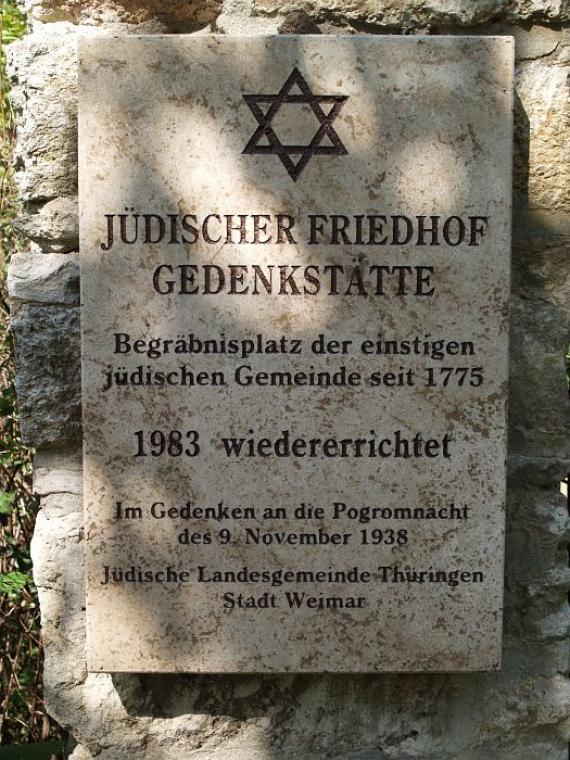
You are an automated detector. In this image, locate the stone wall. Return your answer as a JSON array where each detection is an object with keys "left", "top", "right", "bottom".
[{"left": 6, "top": 1, "right": 570, "bottom": 758}]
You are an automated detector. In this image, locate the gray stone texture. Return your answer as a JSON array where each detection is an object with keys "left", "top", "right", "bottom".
[
  {"left": 9, "top": 252, "right": 79, "bottom": 305},
  {"left": 14, "top": 197, "right": 79, "bottom": 252},
  {"left": 251, "top": 0, "right": 568, "bottom": 27},
  {"left": 11, "top": 304, "right": 81, "bottom": 446},
  {"left": 6, "top": 0, "right": 570, "bottom": 757},
  {"left": 8, "top": 22, "right": 78, "bottom": 203},
  {"left": 21, "top": 0, "right": 223, "bottom": 29}
]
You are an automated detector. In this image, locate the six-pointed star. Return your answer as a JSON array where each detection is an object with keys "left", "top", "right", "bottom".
[{"left": 242, "top": 67, "right": 348, "bottom": 181}]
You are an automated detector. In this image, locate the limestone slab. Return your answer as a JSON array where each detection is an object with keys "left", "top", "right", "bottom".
[{"left": 79, "top": 35, "right": 513, "bottom": 672}]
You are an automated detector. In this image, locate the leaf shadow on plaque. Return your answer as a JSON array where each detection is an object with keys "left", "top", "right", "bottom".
[{"left": 92, "top": 35, "right": 570, "bottom": 759}]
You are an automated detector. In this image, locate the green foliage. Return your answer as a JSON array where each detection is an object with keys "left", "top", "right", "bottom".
[
  {"left": 0, "top": 1, "right": 26, "bottom": 45},
  {"left": 0, "top": 490, "right": 14, "bottom": 513},
  {"left": 0, "top": 571, "right": 28, "bottom": 594}
]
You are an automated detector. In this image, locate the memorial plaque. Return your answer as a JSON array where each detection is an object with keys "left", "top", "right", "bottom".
[{"left": 79, "top": 35, "right": 513, "bottom": 672}]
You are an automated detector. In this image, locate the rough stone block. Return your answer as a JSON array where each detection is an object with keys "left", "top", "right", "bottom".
[
  {"left": 11, "top": 304, "right": 81, "bottom": 446},
  {"left": 252, "top": 0, "right": 567, "bottom": 29},
  {"left": 8, "top": 252, "right": 80, "bottom": 305},
  {"left": 514, "top": 59, "right": 569, "bottom": 211},
  {"left": 15, "top": 197, "right": 79, "bottom": 252},
  {"left": 21, "top": 0, "right": 222, "bottom": 29},
  {"left": 509, "top": 210, "right": 570, "bottom": 461},
  {"left": 34, "top": 446, "right": 83, "bottom": 496},
  {"left": 7, "top": 23, "right": 78, "bottom": 203},
  {"left": 430, "top": 23, "right": 562, "bottom": 63}
]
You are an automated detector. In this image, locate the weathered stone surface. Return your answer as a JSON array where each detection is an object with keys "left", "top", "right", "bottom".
[
  {"left": 506, "top": 486, "right": 570, "bottom": 642},
  {"left": 7, "top": 23, "right": 78, "bottom": 203},
  {"left": 278, "top": 9, "right": 321, "bottom": 32},
  {"left": 215, "top": 5, "right": 278, "bottom": 34},
  {"left": 509, "top": 295, "right": 570, "bottom": 458},
  {"left": 34, "top": 446, "right": 83, "bottom": 495},
  {"left": 510, "top": 24, "right": 563, "bottom": 61},
  {"left": 514, "top": 58, "right": 570, "bottom": 211},
  {"left": 21, "top": 0, "right": 222, "bottom": 29},
  {"left": 8, "top": 252, "right": 80, "bottom": 305},
  {"left": 508, "top": 454, "right": 570, "bottom": 485},
  {"left": 509, "top": 210, "right": 570, "bottom": 461},
  {"left": 511, "top": 0, "right": 568, "bottom": 23},
  {"left": 252, "top": 0, "right": 568, "bottom": 28},
  {"left": 11, "top": 304, "right": 81, "bottom": 446},
  {"left": 432, "top": 23, "right": 562, "bottom": 63},
  {"left": 15, "top": 197, "right": 79, "bottom": 252}
]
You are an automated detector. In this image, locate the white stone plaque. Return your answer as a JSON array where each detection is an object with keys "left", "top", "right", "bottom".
[{"left": 79, "top": 35, "right": 513, "bottom": 672}]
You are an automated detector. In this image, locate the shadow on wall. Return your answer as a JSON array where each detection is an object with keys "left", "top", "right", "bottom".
[{"left": 76, "top": 31, "right": 570, "bottom": 760}]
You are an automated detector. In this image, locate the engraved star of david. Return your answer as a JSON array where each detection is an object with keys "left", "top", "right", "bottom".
[{"left": 242, "top": 67, "right": 349, "bottom": 181}]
